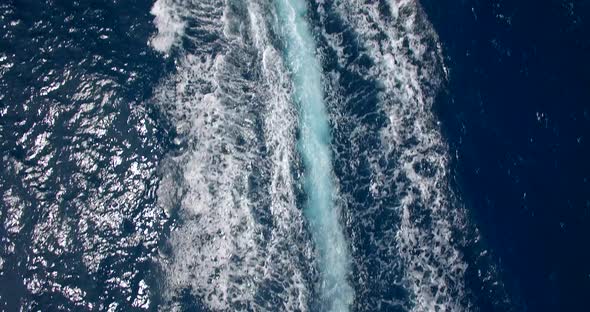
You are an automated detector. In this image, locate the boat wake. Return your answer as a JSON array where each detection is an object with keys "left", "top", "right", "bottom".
[{"left": 150, "top": 0, "right": 509, "bottom": 311}]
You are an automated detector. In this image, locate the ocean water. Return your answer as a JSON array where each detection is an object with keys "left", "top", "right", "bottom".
[
  {"left": 0, "top": 0, "right": 587, "bottom": 311},
  {"left": 420, "top": 0, "right": 590, "bottom": 310}
]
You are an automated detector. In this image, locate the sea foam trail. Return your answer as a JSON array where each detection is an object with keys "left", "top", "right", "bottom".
[
  {"left": 150, "top": 0, "right": 314, "bottom": 310},
  {"left": 317, "top": 0, "right": 470, "bottom": 311},
  {"left": 314, "top": 0, "right": 513, "bottom": 310},
  {"left": 275, "top": 0, "right": 354, "bottom": 311}
]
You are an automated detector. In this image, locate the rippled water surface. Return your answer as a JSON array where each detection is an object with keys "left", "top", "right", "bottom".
[{"left": 0, "top": 1, "right": 169, "bottom": 310}]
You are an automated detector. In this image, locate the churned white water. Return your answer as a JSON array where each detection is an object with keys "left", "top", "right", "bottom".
[
  {"left": 319, "top": 0, "right": 473, "bottom": 311},
  {"left": 149, "top": 0, "right": 509, "bottom": 311},
  {"left": 150, "top": 0, "right": 315, "bottom": 310}
]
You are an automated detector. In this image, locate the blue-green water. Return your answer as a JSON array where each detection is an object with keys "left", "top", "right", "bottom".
[{"left": 276, "top": 0, "right": 354, "bottom": 310}]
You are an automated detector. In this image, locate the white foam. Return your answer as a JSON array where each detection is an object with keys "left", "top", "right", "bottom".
[
  {"left": 149, "top": 0, "right": 185, "bottom": 54},
  {"left": 152, "top": 1, "right": 314, "bottom": 310},
  {"left": 322, "top": 0, "right": 470, "bottom": 310}
]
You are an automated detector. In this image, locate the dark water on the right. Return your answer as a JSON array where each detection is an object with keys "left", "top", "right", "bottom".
[{"left": 422, "top": 0, "right": 590, "bottom": 310}]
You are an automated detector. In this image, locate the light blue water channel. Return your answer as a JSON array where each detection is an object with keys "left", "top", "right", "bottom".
[{"left": 275, "top": 0, "right": 354, "bottom": 311}]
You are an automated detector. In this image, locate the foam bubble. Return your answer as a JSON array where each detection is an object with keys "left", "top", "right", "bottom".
[{"left": 149, "top": 0, "right": 185, "bottom": 54}]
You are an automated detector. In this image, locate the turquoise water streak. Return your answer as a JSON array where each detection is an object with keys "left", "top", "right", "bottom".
[{"left": 275, "top": 0, "right": 354, "bottom": 311}]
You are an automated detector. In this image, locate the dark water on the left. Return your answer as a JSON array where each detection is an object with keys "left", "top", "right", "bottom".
[{"left": 0, "top": 0, "right": 171, "bottom": 309}]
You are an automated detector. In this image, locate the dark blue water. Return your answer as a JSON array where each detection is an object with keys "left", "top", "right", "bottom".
[
  {"left": 0, "top": 0, "right": 588, "bottom": 311},
  {"left": 0, "top": 0, "right": 172, "bottom": 310},
  {"left": 421, "top": 0, "right": 590, "bottom": 310}
]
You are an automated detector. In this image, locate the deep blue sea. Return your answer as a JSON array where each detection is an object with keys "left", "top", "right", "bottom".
[{"left": 0, "top": 0, "right": 588, "bottom": 311}]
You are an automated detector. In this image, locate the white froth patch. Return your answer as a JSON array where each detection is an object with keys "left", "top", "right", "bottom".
[
  {"left": 324, "top": 0, "right": 473, "bottom": 311},
  {"left": 153, "top": 1, "right": 314, "bottom": 310},
  {"left": 149, "top": 0, "right": 185, "bottom": 54}
]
